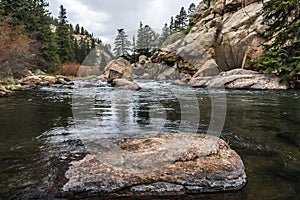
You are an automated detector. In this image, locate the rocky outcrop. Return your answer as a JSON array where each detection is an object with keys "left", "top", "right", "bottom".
[
  {"left": 63, "top": 133, "right": 246, "bottom": 197},
  {"left": 132, "top": 62, "right": 180, "bottom": 80},
  {"left": 189, "top": 69, "right": 289, "bottom": 90},
  {"left": 151, "top": 0, "right": 266, "bottom": 82}
]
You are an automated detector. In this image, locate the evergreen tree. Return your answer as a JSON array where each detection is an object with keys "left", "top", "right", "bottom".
[
  {"left": 136, "top": 21, "right": 145, "bottom": 51},
  {"left": 188, "top": 3, "right": 196, "bottom": 18},
  {"left": 32, "top": 0, "right": 60, "bottom": 72},
  {"left": 253, "top": 0, "right": 300, "bottom": 83},
  {"left": 175, "top": 7, "right": 188, "bottom": 31},
  {"left": 170, "top": 16, "right": 176, "bottom": 33},
  {"left": 136, "top": 22, "right": 160, "bottom": 57},
  {"left": 74, "top": 23, "right": 80, "bottom": 34},
  {"left": 56, "top": 4, "right": 74, "bottom": 63},
  {"left": 159, "top": 23, "right": 170, "bottom": 46},
  {"left": 113, "top": 28, "right": 131, "bottom": 57},
  {"left": 80, "top": 26, "right": 85, "bottom": 35},
  {"left": 0, "top": 0, "right": 32, "bottom": 29}
]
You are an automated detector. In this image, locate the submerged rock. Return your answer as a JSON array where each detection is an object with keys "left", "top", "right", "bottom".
[
  {"left": 112, "top": 78, "right": 141, "bottom": 90},
  {"left": 63, "top": 133, "right": 246, "bottom": 197}
]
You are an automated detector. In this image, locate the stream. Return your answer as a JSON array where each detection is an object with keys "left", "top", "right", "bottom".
[{"left": 0, "top": 80, "right": 299, "bottom": 199}]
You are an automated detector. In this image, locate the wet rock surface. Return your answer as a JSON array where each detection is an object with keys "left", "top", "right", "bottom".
[
  {"left": 18, "top": 75, "right": 73, "bottom": 89},
  {"left": 63, "top": 133, "right": 246, "bottom": 197}
]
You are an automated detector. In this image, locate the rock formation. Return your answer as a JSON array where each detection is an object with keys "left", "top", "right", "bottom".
[
  {"left": 141, "top": 0, "right": 280, "bottom": 88},
  {"left": 63, "top": 133, "right": 246, "bottom": 197},
  {"left": 104, "top": 57, "right": 141, "bottom": 90},
  {"left": 104, "top": 57, "right": 133, "bottom": 82},
  {"left": 189, "top": 69, "right": 289, "bottom": 90}
]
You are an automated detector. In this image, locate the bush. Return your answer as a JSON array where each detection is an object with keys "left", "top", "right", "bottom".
[
  {"left": 61, "top": 63, "right": 80, "bottom": 76},
  {"left": 0, "top": 19, "right": 36, "bottom": 79}
]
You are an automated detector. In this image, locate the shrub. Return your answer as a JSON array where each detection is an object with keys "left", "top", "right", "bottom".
[
  {"left": 0, "top": 19, "right": 36, "bottom": 79},
  {"left": 61, "top": 62, "right": 80, "bottom": 76}
]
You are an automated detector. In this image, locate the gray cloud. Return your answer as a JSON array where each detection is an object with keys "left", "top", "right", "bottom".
[{"left": 48, "top": 0, "right": 197, "bottom": 42}]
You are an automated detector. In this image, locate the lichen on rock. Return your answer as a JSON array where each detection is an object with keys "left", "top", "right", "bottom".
[{"left": 63, "top": 133, "right": 246, "bottom": 197}]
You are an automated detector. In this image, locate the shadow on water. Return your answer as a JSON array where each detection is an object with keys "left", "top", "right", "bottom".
[{"left": 0, "top": 81, "right": 299, "bottom": 199}]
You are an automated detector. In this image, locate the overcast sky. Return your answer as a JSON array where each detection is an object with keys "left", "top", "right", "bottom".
[{"left": 48, "top": 0, "right": 198, "bottom": 42}]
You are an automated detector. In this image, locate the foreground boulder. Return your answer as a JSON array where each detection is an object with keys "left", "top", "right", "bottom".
[
  {"left": 63, "top": 133, "right": 246, "bottom": 197},
  {"left": 189, "top": 69, "right": 289, "bottom": 90}
]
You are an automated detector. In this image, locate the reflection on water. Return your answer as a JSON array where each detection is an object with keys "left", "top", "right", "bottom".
[{"left": 0, "top": 80, "right": 299, "bottom": 199}]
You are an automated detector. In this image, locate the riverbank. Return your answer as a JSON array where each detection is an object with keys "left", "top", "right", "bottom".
[{"left": 0, "top": 68, "right": 296, "bottom": 99}]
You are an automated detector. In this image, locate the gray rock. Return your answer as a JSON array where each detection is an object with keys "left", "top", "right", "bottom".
[
  {"left": 63, "top": 133, "right": 246, "bottom": 197},
  {"left": 193, "top": 59, "right": 220, "bottom": 78},
  {"left": 156, "top": 1, "right": 265, "bottom": 78},
  {"left": 189, "top": 69, "right": 289, "bottom": 90}
]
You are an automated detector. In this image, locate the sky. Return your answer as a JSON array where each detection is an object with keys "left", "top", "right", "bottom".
[{"left": 47, "top": 0, "right": 198, "bottom": 43}]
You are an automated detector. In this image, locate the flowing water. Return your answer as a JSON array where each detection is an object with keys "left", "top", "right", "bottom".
[{"left": 0, "top": 80, "right": 299, "bottom": 199}]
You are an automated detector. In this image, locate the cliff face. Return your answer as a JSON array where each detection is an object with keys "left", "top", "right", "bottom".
[{"left": 151, "top": 0, "right": 266, "bottom": 80}]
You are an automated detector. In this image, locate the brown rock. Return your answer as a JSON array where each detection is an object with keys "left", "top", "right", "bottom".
[
  {"left": 242, "top": 46, "right": 264, "bottom": 70},
  {"left": 189, "top": 69, "right": 289, "bottom": 90},
  {"left": 112, "top": 78, "right": 141, "bottom": 90},
  {"left": 0, "top": 87, "right": 11, "bottom": 97},
  {"left": 63, "top": 133, "right": 246, "bottom": 197},
  {"left": 104, "top": 57, "right": 132, "bottom": 82},
  {"left": 138, "top": 55, "right": 148, "bottom": 65}
]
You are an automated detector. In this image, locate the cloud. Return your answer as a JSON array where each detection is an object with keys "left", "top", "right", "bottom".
[{"left": 48, "top": 0, "right": 197, "bottom": 41}]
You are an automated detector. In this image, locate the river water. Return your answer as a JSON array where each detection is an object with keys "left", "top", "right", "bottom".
[{"left": 0, "top": 80, "right": 299, "bottom": 199}]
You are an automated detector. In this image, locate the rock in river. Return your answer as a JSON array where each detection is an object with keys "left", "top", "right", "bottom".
[
  {"left": 112, "top": 78, "right": 141, "bottom": 90},
  {"left": 63, "top": 133, "right": 246, "bottom": 197}
]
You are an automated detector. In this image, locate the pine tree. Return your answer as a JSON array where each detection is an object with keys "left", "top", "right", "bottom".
[
  {"left": 132, "top": 35, "right": 137, "bottom": 60},
  {"left": 253, "top": 0, "right": 300, "bottom": 83},
  {"left": 188, "top": 3, "right": 196, "bottom": 18},
  {"left": 80, "top": 26, "right": 85, "bottom": 35},
  {"left": 136, "top": 22, "right": 160, "bottom": 57},
  {"left": 56, "top": 4, "right": 74, "bottom": 63},
  {"left": 170, "top": 16, "right": 175, "bottom": 33},
  {"left": 175, "top": 7, "right": 188, "bottom": 31},
  {"left": 0, "top": 0, "right": 32, "bottom": 29},
  {"left": 159, "top": 23, "right": 170, "bottom": 47},
  {"left": 74, "top": 23, "right": 80, "bottom": 34},
  {"left": 32, "top": 0, "right": 60, "bottom": 72},
  {"left": 113, "top": 28, "right": 131, "bottom": 57},
  {"left": 136, "top": 21, "right": 145, "bottom": 51}
]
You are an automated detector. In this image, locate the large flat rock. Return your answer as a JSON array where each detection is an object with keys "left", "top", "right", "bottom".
[
  {"left": 189, "top": 69, "right": 289, "bottom": 90},
  {"left": 63, "top": 133, "right": 246, "bottom": 197}
]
